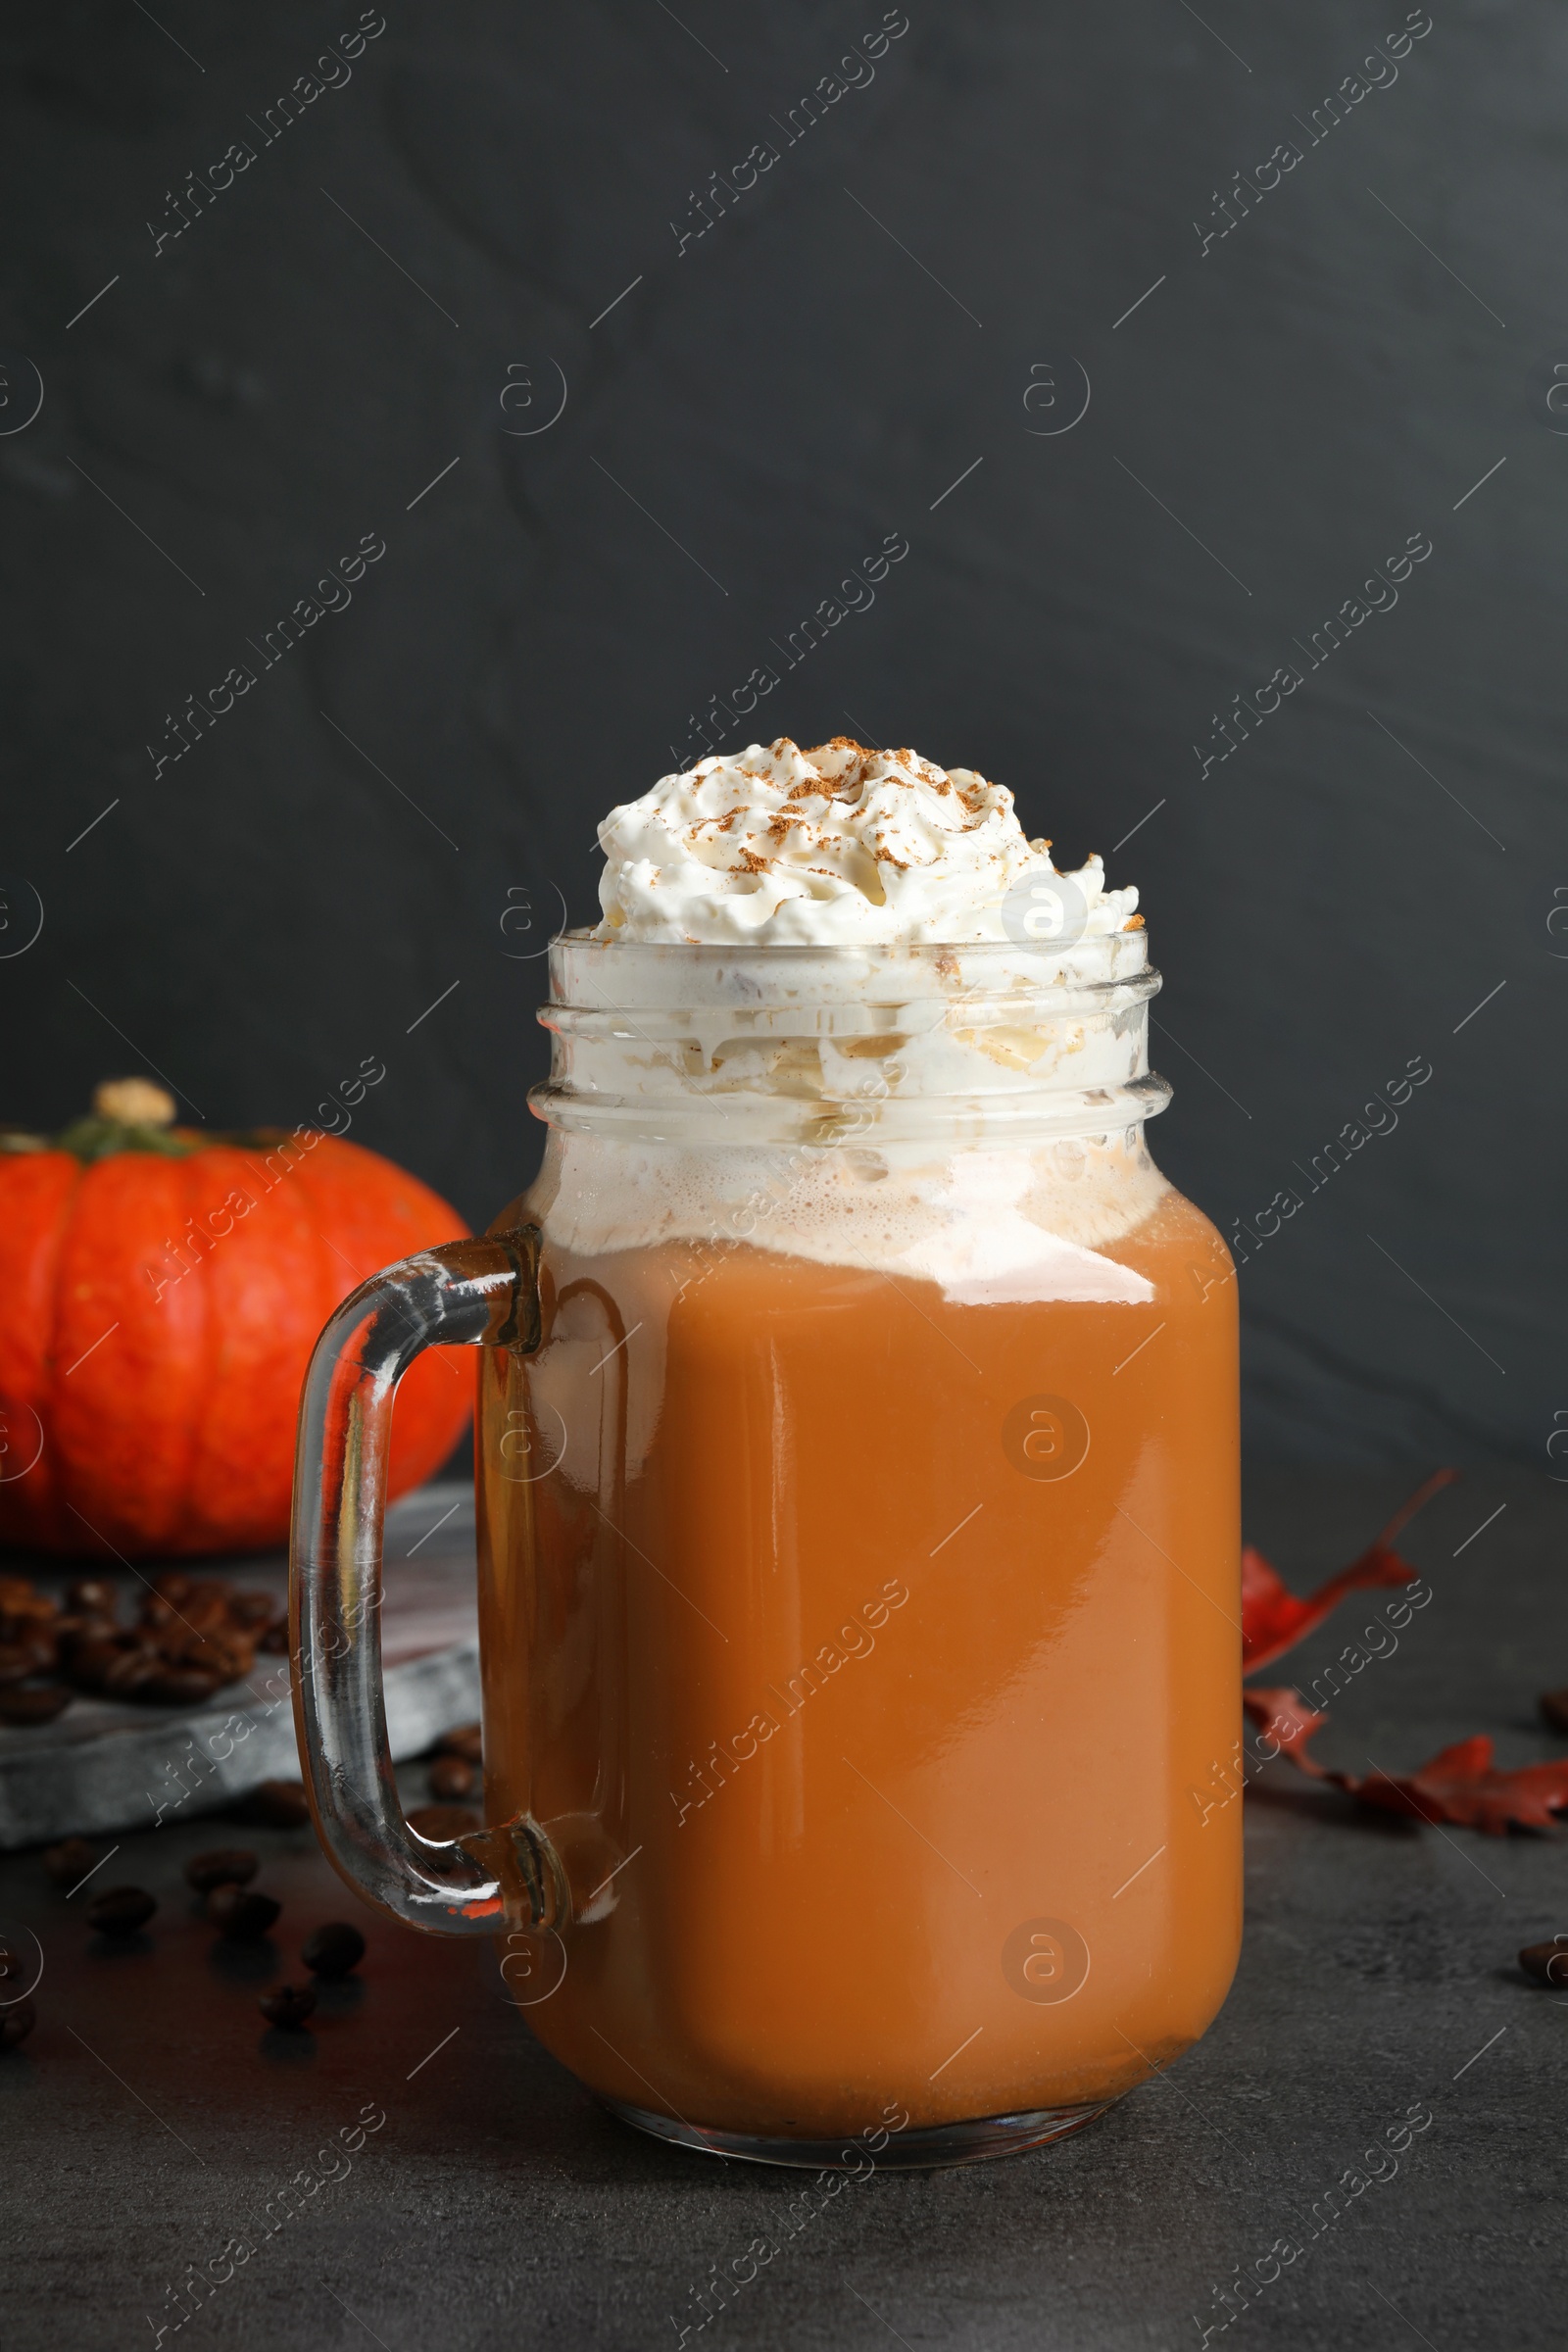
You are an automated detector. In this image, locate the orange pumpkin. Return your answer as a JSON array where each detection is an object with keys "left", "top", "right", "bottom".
[{"left": 0, "top": 1079, "right": 472, "bottom": 1559}]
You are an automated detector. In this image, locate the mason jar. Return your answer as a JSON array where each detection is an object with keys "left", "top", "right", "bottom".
[{"left": 292, "top": 922, "right": 1240, "bottom": 2170}]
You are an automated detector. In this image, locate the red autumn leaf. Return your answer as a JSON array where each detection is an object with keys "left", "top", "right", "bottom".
[
  {"left": 1242, "top": 1688, "right": 1568, "bottom": 1836},
  {"left": 1241, "top": 1468, "right": 1458, "bottom": 1672},
  {"left": 1241, "top": 1686, "right": 1332, "bottom": 1775},
  {"left": 1354, "top": 1740, "right": 1568, "bottom": 1835}
]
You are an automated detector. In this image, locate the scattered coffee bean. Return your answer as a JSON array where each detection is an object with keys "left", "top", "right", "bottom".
[
  {"left": 0, "top": 1687, "right": 72, "bottom": 1727},
  {"left": 429, "top": 1754, "right": 475, "bottom": 1801},
  {"left": 207, "top": 1886, "right": 281, "bottom": 1941},
  {"left": 408, "top": 1803, "right": 480, "bottom": 1841},
  {"left": 0, "top": 1569, "right": 273, "bottom": 1723},
  {"left": 67, "top": 1576, "right": 117, "bottom": 1615},
  {"left": 165, "top": 1628, "right": 255, "bottom": 1680},
  {"left": 0, "top": 1584, "right": 53, "bottom": 1629},
  {"left": 228, "top": 1591, "right": 279, "bottom": 1629},
  {"left": 434, "top": 1722, "right": 483, "bottom": 1766},
  {"left": 302, "top": 1922, "right": 366, "bottom": 1979},
  {"left": 235, "top": 1780, "right": 312, "bottom": 1829},
  {"left": 0, "top": 1996, "right": 35, "bottom": 2051},
  {"left": 184, "top": 1847, "right": 259, "bottom": 1895},
  {"left": 259, "top": 1618, "right": 291, "bottom": 1655},
  {"left": 207, "top": 1634, "right": 256, "bottom": 1679},
  {"left": 42, "top": 1837, "right": 98, "bottom": 1888},
  {"left": 59, "top": 1636, "right": 122, "bottom": 1691},
  {"left": 23, "top": 1625, "right": 59, "bottom": 1671},
  {"left": 102, "top": 1648, "right": 164, "bottom": 1696},
  {"left": 57, "top": 1612, "right": 117, "bottom": 1647},
  {"left": 1519, "top": 1938, "right": 1568, "bottom": 1986},
  {"left": 140, "top": 1668, "right": 222, "bottom": 1707},
  {"left": 88, "top": 1886, "right": 158, "bottom": 1935},
  {"left": 177, "top": 1585, "right": 233, "bottom": 1635},
  {"left": 259, "top": 1983, "right": 316, "bottom": 2030},
  {"left": 1540, "top": 1688, "right": 1568, "bottom": 1738}
]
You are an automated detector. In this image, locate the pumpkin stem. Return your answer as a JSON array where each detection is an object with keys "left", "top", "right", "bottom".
[{"left": 92, "top": 1077, "right": 177, "bottom": 1127}]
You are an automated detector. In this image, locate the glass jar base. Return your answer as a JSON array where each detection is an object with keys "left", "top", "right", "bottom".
[{"left": 602, "top": 2094, "right": 1115, "bottom": 2171}]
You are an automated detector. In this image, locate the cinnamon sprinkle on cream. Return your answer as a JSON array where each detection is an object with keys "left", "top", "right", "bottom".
[{"left": 594, "top": 737, "right": 1141, "bottom": 945}]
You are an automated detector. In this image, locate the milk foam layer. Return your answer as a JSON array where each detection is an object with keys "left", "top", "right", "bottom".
[
  {"left": 533, "top": 1131, "right": 1168, "bottom": 1309},
  {"left": 531, "top": 937, "right": 1170, "bottom": 1299},
  {"left": 595, "top": 738, "right": 1140, "bottom": 946}
]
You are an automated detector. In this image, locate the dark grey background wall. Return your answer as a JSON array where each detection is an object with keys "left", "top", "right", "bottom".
[{"left": 0, "top": 2, "right": 1557, "bottom": 1463}]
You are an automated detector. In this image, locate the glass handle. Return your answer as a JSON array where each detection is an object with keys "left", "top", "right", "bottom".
[{"left": 289, "top": 1227, "right": 567, "bottom": 1937}]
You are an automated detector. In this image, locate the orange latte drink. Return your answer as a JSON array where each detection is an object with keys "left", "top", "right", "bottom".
[
  {"left": 293, "top": 738, "right": 1241, "bottom": 2169},
  {"left": 478, "top": 1191, "right": 1238, "bottom": 2145}
]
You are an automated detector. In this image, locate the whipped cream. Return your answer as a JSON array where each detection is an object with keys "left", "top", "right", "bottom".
[
  {"left": 594, "top": 737, "right": 1139, "bottom": 946},
  {"left": 533, "top": 745, "right": 1167, "bottom": 1369}
]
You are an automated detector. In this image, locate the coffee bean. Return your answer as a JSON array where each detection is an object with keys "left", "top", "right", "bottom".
[
  {"left": 207, "top": 1886, "right": 281, "bottom": 1941},
  {"left": 185, "top": 1848, "right": 258, "bottom": 1895},
  {"left": 59, "top": 1636, "right": 122, "bottom": 1691},
  {"left": 180, "top": 1585, "right": 233, "bottom": 1634},
  {"left": 139, "top": 1667, "right": 222, "bottom": 1707},
  {"left": 42, "top": 1837, "right": 98, "bottom": 1888},
  {"left": 232, "top": 1778, "right": 310, "bottom": 1835},
  {"left": 0, "top": 1586, "right": 55, "bottom": 1633},
  {"left": 259, "top": 1984, "right": 316, "bottom": 2030},
  {"left": 407, "top": 1803, "right": 479, "bottom": 1841},
  {"left": 234, "top": 1781, "right": 311, "bottom": 1829},
  {"left": 57, "top": 1612, "right": 118, "bottom": 1647},
  {"left": 150, "top": 1572, "right": 192, "bottom": 1604},
  {"left": 429, "top": 1754, "right": 475, "bottom": 1801},
  {"left": 228, "top": 1591, "right": 278, "bottom": 1630},
  {"left": 136, "top": 1593, "right": 178, "bottom": 1632},
  {"left": 88, "top": 1886, "right": 157, "bottom": 1935},
  {"left": 0, "top": 1687, "right": 72, "bottom": 1727},
  {"left": 302, "top": 1922, "right": 366, "bottom": 1979},
  {"left": 67, "top": 1576, "right": 117, "bottom": 1615},
  {"left": 1540, "top": 1688, "right": 1568, "bottom": 1738},
  {"left": 0, "top": 1642, "right": 37, "bottom": 1689},
  {"left": 435, "top": 1722, "right": 483, "bottom": 1766},
  {"left": 0, "top": 1996, "right": 35, "bottom": 2051},
  {"left": 21, "top": 1626, "right": 59, "bottom": 1673},
  {"left": 102, "top": 1648, "right": 163, "bottom": 1696},
  {"left": 1519, "top": 1938, "right": 1568, "bottom": 1986},
  {"left": 169, "top": 1633, "right": 253, "bottom": 1682}
]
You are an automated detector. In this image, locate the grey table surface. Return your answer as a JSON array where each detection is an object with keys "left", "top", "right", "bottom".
[{"left": 3, "top": 1467, "right": 1564, "bottom": 2352}]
